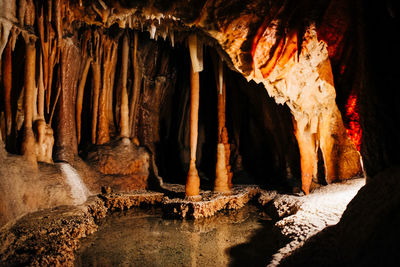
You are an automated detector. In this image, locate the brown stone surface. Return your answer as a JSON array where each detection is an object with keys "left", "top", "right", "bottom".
[
  {"left": 0, "top": 150, "right": 150, "bottom": 228},
  {"left": 84, "top": 140, "right": 150, "bottom": 191},
  {"left": 0, "top": 154, "right": 81, "bottom": 227},
  {"left": 0, "top": 197, "right": 105, "bottom": 266},
  {"left": 101, "top": 191, "right": 164, "bottom": 211},
  {"left": 162, "top": 185, "right": 260, "bottom": 219}
]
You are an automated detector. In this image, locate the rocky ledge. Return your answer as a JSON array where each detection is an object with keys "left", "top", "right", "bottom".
[{"left": 162, "top": 185, "right": 261, "bottom": 219}]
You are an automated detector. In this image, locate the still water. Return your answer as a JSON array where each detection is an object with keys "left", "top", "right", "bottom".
[{"left": 75, "top": 204, "right": 283, "bottom": 267}]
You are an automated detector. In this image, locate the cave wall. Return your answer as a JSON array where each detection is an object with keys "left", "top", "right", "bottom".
[{"left": 357, "top": 0, "right": 400, "bottom": 178}]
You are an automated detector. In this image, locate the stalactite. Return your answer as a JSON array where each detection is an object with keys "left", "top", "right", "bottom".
[
  {"left": 129, "top": 31, "right": 140, "bottom": 138},
  {"left": 91, "top": 31, "right": 101, "bottom": 144},
  {"left": 46, "top": 34, "right": 57, "bottom": 114},
  {"left": 49, "top": 66, "right": 61, "bottom": 125},
  {"left": 97, "top": 36, "right": 115, "bottom": 145},
  {"left": 37, "top": 53, "right": 45, "bottom": 119},
  {"left": 37, "top": 4, "right": 49, "bottom": 103},
  {"left": 47, "top": 0, "right": 52, "bottom": 22},
  {"left": 0, "top": 22, "right": 12, "bottom": 59},
  {"left": 188, "top": 34, "right": 203, "bottom": 72},
  {"left": 169, "top": 31, "right": 174, "bottom": 48},
  {"left": 21, "top": 32, "right": 37, "bottom": 168},
  {"left": 2, "top": 35, "right": 12, "bottom": 138},
  {"left": 54, "top": 0, "right": 62, "bottom": 49},
  {"left": 149, "top": 23, "right": 156, "bottom": 39},
  {"left": 44, "top": 0, "right": 57, "bottom": 114},
  {"left": 119, "top": 32, "right": 130, "bottom": 140},
  {"left": 33, "top": 76, "right": 38, "bottom": 121},
  {"left": 76, "top": 57, "right": 92, "bottom": 144},
  {"left": 18, "top": 0, "right": 27, "bottom": 27},
  {"left": 107, "top": 39, "right": 118, "bottom": 131},
  {"left": 185, "top": 34, "right": 203, "bottom": 199}
]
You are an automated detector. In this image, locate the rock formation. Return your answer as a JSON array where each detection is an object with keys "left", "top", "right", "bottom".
[{"left": 1, "top": 0, "right": 393, "bottom": 226}]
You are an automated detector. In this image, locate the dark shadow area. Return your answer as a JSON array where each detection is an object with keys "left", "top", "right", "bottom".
[
  {"left": 228, "top": 217, "right": 289, "bottom": 267},
  {"left": 279, "top": 166, "right": 400, "bottom": 267}
]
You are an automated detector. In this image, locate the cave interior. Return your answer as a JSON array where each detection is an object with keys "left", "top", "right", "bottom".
[{"left": 0, "top": 0, "right": 399, "bottom": 266}]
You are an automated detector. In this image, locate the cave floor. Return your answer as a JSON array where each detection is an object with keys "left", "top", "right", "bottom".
[{"left": 0, "top": 179, "right": 365, "bottom": 266}]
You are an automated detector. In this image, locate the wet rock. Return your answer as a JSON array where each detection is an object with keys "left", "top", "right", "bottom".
[{"left": 162, "top": 185, "right": 260, "bottom": 219}]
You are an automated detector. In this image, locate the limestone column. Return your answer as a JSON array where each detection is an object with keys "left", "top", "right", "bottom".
[
  {"left": 185, "top": 34, "right": 203, "bottom": 199},
  {"left": 54, "top": 38, "right": 81, "bottom": 162},
  {"left": 214, "top": 59, "right": 231, "bottom": 193},
  {"left": 21, "top": 32, "right": 37, "bottom": 168},
  {"left": 119, "top": 33, "right": 130, "bottom": 141},
  {"left": 293, "top": 118, "right": 318, "bottom": 195}
]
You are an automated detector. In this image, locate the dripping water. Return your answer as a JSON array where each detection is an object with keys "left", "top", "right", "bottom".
[{"left": 59, "top": 163, "right": 90, "bottom": 205}]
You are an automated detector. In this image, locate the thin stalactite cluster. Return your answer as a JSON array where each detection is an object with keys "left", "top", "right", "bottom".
[{"left": 0, "top": 0, "right": 236, "bottom": 198}]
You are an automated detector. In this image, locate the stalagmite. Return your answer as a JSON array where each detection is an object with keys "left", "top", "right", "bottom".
[
  {"left": 76, "top": 57, "right": 92, "bottom": 144},
  {"left": 129, "top": 31, "right": 140, "bottom": 138},
  {"left": 185, "top": 34, "right": 202, "bottom": 199},
  {"left": 214, "top": 59, "right": 232, "bottom": 193},
  {"left": 120, "top": 33, "right": 130, "bottom": 140},
  {"left": 21, "top": 32, "right": 38, "bottom": 168},
  {"left": 34, "top": 118, "right": 54, "bottom": 163}
]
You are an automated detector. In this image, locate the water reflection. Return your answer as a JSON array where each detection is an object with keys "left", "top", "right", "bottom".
[{"left": 75, "top": 204, "right": 278, "bottom": 267}]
